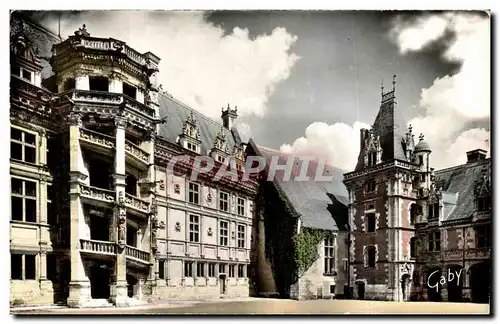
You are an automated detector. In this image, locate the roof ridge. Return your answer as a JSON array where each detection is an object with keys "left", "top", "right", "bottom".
[{"left": 435, "top": 158, "right": 490, "bottom": 174}]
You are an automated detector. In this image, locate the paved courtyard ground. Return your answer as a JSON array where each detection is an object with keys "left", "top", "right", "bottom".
[{"left": 11, "top": 298, "right": 490, "bottom": 315}]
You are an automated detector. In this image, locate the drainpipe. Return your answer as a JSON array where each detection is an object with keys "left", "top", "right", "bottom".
[{"left": 345, "top": 223, "right": 351, "bottom": 299}]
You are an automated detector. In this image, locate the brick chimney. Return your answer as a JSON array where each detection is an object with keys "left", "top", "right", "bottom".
[
  {"left": 221, "top": 104, "right": 238, "bottom": 129},
  {"left": 466, "top": 149, "right": 487, "bottom": 163}
]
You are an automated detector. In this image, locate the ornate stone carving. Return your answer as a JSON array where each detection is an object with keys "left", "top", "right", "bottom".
[
  {"left": 474, "top": 166, "right": 491, "bottom": 198},
  {"left": 212, "top": 126, "right": 230, "bottom": 154},
  {"left": 118, "top": 191, "right": 125, "bottom": 206},
  {"left": 175, "top": 222, "right": 181, "bottom": 232},
  {"left": 159, "top": 180, "right": 165, "bottom": 191},
  {"left": 115, "top": 116, "right": 128, "bottom": 129},
  {"left": 79, "top": 184, "right": 115, "bottom": 202},
  {"left": 79, "top": 128, "right": 115, "bottom": 148},
  {"left": 74, "top": 24, "right": 90, "bottom": 37},
  {"left": 124, "top": 193, "right": 150, "bottom": 212},
  {"left": 118, "top": 213, "right": 126, "bottom": 247},
  {"left": 207, "top": 227, "right": 213, "bottom": 236},
  {"left": 151, "top": 216, "right": 158, "bottom": 250},
  {"left": 174, "top": 184, "right": 180, "bottom": 194},
  {"left": 68, "top": 112, "right": 82, "bottom": 127},
  {"left": 206, "top": 189, "right": 213, "bottom": 204},
  {"left": 125, "top": 140, "right": 149, "bottom": 163}
]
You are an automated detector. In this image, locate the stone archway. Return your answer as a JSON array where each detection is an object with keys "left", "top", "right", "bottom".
[
  {"left": 469, "top": 262, "right": 491, "bottom": 303},
  {"left": 447, "top": 265, "right": 463, "bottom": 302}
]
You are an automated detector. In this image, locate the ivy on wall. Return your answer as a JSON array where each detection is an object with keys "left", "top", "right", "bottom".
[{"left": 293, "top": 227, "right": 331, "bottom": 277}]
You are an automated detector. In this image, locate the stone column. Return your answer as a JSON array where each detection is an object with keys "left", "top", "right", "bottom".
[
  {"left": 67, "top": 113, "right": 91, "bottom": 307},
  {"left": 462, "top": 266, "right": 472, "bottom": 301},
  {"left": 110, "top": 116, "right": 128, "bottom": 307},
  {"left": 441, "top": 265, "right": 448, "bottom": 302},
  {"left": 75, "top": 73, "right": 89, "bottom": 91}
]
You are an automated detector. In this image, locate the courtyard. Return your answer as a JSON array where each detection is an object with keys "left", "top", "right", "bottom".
[{"left": 11, "top": 299, "right": 490, "bottom": 315}]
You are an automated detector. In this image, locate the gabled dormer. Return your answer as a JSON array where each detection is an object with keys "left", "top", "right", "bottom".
[
  {"left": 403, "top": 124, "right": 416, "bottom": 161},
  {"left": 474, "top": 166, "right": 491, "bottom": 212},
  {"left": 363, "top": 128, "right": 383, "bottom": 167},
  {"left": 10, "top": 30, "right": 42, "bottom": 87},
  {"left": 231, "top": 144, "right": 245, "bottom": 172},
  {"left": 178, "top": 110, "right": 201, "bottom": 153},
  {"left": 210, "top": 126, "right": 230, "bottom": 163}
]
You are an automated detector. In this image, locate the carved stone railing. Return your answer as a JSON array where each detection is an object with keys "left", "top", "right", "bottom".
[
  {"left": 126, "top": 245, "right": 150, "bottom": 263},
  {"left": 424, "top": 251, "right": 442, "bottom": 262},
  {"left": 123, "top": 95, "right": 155, "bottom": 118},
  {"left": 80, "top": 37, "right": 146, "bottom": 66},
  {"left": 80, "top": 184, "right": 115, "bottom": 203},
  {"left": 79, "top": 128, "right": 115, "bottom": 149},
  {"left": 443, "top": 249, "right": 463, "bottom": 261},
  {"left": 124, "top": 193, "right": 150, "bottom": 213},
  {"left": 80, "top": 239, "right": 116, "bottom": 255},
  {"left": 68, "top": 89, "right": 123, "bottom": 105},
  {"left": 125, "top": 139, "right": 150, "bottom": 163},
  {"left": 465, "top": 247, "right": 490, "bottom": 260},
  {"left": 473, "top": 210, "right": 491, "bottom": 222}
]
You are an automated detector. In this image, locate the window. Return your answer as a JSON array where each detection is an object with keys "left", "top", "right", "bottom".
[
  {"left": 11, "top": 65, "right": 20, "bottom": 77},
  {"left": 428, "top": 203, "right": 439, "bottom": 219},
  {"left": 428, "top": 231, "right": 441, "bottom": 251},
  {"left": 366, "top": 180, "right": 376, "bottom": 192},
  {"left": 238, "top": 264, "right": 244, "bottom": 278},
  {"left": 237, "top": 198, "right": 245, "bottom": 216},
  {"left": 188, "top": 183, "right": 199, "bottom": 204},
  {"left": 62, "top": 78, "right": 76, "bottom": 91},
  {"left": 125, "top": 174, "right": 137, "bottom": 196},
  {"left": 159, "top": 260, "right": 165, "bottom": 279},
  {"left": 219, "top": 263, "right": 226, "bottom": 274},
  {"left": 418, "top": 155, "right": 423, "bottom": 166},
  {"left": 368, "top": 151, "right": 377, "bottom": 166},
  {"left": 220, "top": 221, "right": 229, "bottom": 246},
  {"left": 365, "top": 246, "right": 376, "bottom": 268},
  {"left": 89, "top": 76, "right": 109, "bottom": 92},
  {"left": 197, "top": 262, "right": 205, "bottom": 277},
  {"left": 410, "top": 237, "right": 417, "bottom": 258},
  {"left": 410, "top": 204, "right": 421, "bottom": 225},
  {"left": 184, "top": 261, "right": 194, "bottom": 277},
  {"left": 237, "top": 225, "right": 245, "bottom": 248},
  {"left": 229, "top": 264, "right": 235, "bottom": 278},
  {"left": 420, "top": 174, "right": 425, "bottom": 182},
  {"left": 11, "top": 254, "right": 36, "bottom": 280},
  {"left": 366, "top": 213, "right": 376, "bottom": 232},
  {"left": 219, "top": 192, "right": 229, "bottom": 211},
  {"left": 47, "top": 184, "right": 56, "bottom": 225},
  {"left": 11, "top": 128, "right": 36, "bottom": 163},
  {"left": 324, "top": 236, "right": 335, "bottom": 274},
  {"left": 22, "top": 69, "right": 32, "bottom": 81},
  {"left": 186, "top": 142, "right": 198, "bottom": 152},
  {"left": 208, "top": 263, "right": 216, "bottom": 277},
  {"left": 475, "top": 226, "right": 490, "bottom": 248},
  {"left": 123, "top": 82, "right": 137, "bottom": 99},
  {"left": 477, "top": 196, "right": 491, "bottom": 211},
  {"left": 217, "top": 155, "right": 226, "bottom": 163},
  {"left": 189, "top": 214, "right": 200, "bottom": 243},
  {"left": 11, "top": 178, "right": 37, "bottom": 222}
]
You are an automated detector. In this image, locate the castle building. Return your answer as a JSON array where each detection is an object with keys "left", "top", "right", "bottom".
[
  {"left": 10, "top": 12, "right": 258, "bottom": 307},
  {"left": 343, "top": 77, "right": 491, "bottom": 303}
]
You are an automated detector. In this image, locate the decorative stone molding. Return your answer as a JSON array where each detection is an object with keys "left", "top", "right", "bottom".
[
  {"left": 175, "top": 222, "right": 181, "bottom": 232},
  {"left": 124, "top": 193, "right": 150, "bottom": 213},
  {"left": 79, "top": 128, "right": 115, "bottom": 148},
  {"left": 174, "top": 184, "right": 180, "bottom": 194},
  {"left": 79, "top": 184, "right": 115, "bottom": 202},
  {"left": 125, "top": 140, "right": 149, "bottom": 163},
  {"left": 115, "top": 116, "right": 128, "bottom": 129},
  {"left": 118, "top": 213, "right": 126, "bottom": 247},
  {"left": 207, "top": 228, "right": 213, "bottom": 236},
  {"left": 68, "top": 112, "right": 83, "bottom": 127}
]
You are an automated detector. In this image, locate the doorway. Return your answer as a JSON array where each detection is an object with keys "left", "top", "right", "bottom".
[
  {"left": 127, "top": 274, "right": 138, "bottom": 298},
  {"left": 219, "top": 274, "right": 227, "bottom": 295},
  {"left": 90, "top": 264, "right": 111, "bottom": 299},
  {"left": 401, "top": 274, "right": 410, "bottom": 301},
  {"left": 470, "top": 262, "right": 491, "bottom": 303},
  {"left": 355, "top": 281, "right": 365, "bottom": 300}
]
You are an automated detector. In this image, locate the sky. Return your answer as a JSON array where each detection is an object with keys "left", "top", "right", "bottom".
[{"left": 27, "top": 10, "right": 490, "bottom": 171}]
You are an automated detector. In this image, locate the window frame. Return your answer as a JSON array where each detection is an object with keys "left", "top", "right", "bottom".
[
  {"left": 410, "top": 237, "right": 417, "bottom": 259},
  {"left": 188, "top": 182, "right": 200, "bottom": 205},
  {"left": 237, "top": 224, "right": 245, "bottom": 248},
  {"left": 10, "top": 253, "right": 36, "bottom": 280},
  {"left": 11, "top": 127, "right": 37, "bottom": 164},
  {"left": 428, "top": 231, "right": 441, "bottom": 251},
  {"left": 475, "top": 226, "right": 490, "bottom": 248},
  {"left": 208, "top": 263, "right": 216, "bottom": 277},
  {"left": 219, "top": 220, "right": 229, "bottom": 246},
  {"left": 237, "top": 264, "right": 244, "bottom": 278},
  {"left": 11, "top": 177, "right": 37, "bottom": 223},
  {"left": 324, "top": 236, "right": 335, "bottom": 275},
  {"left": 366, "top": 180, "right": 376, "bottom": 193},
  {"left": 365, "top": 246, "right": 376, "bottom": 268},
  {"left": 196, "top": 262, "right": 205, "bottom": 278},
  {"left": 229, "top": 264, "right": 235, "bottom": 278},
  {"left": 237, "top": 197, "right": 245, "bottom": 216},
  {"left": 184, "top": 261, "right": 194, "bottom": 277},
  {"left": 219, "top": 191, "right": 229, "bottom": 212},
  {"left": 189, "top": 214, "right": 200, "bottom": 243},
  {"left": 366, "top": 213, "right": 376, "bottom": 233}
]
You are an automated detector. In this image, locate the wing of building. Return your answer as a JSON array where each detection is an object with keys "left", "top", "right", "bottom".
[{"left": 246, "top": 141, "right": 350, "bottom": 300}]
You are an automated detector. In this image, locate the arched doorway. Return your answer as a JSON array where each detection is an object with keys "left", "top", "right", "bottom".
[
  {"left": 426, "top": 268, "right": 442, "bottom": 302},
  {"left": 447, "top": 265, "right": 463, "bottom": 302},
  {"left": 90, "top": 264, "right": 111, "bottom": 299},
  {"left": 401, "top": 274, "right": 411, "bottom": 301},
  {"left": 470, "top": 262, "right": 491, "bottom": 303},
  {"left": 355, "top": 281, "right": 365, "bottom": 300},
  {"left": 127, "top": 274, "right": 138, "bottom": 298}
]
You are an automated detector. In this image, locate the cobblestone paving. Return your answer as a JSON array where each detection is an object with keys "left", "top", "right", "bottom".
[{"left": 11, "top": 299, "right": 490, "bottom": 315}]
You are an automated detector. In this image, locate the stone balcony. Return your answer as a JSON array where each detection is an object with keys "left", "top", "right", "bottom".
[
  {"left": 80, "top": 239, "right": 151, "bottom": 265},
  {"left": 79, "top": 128, "right": 115, "bottom": 156},
  {"left": 424, "top": 247, "right": 491, "bottom": 263},
  {"left": 79, "top": 184, "right": 115, "bottom": 208},
  {"left": 124, "top": 193, "right": 150, "bottom": 217},
  {"left": 125, "top": 139, "right": 150, "bottom": 169}
]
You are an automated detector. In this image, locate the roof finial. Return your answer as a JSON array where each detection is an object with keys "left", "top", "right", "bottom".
[
  {"left": 392, "top": 74, "right": 396, "bottom": 91},
  {"left": 408, "top": 124, "right": 412, "bottom": 133},
  {"left": 381, "top": 79, "right": 384, "bottom": 96},
  {"left": 419, "top": 133, "right": 424, "bottom": 141}
]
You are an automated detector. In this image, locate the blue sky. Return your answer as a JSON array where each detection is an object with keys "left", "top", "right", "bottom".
[{"left": 29, "top": 10, "right": 490, "bottom": 170}]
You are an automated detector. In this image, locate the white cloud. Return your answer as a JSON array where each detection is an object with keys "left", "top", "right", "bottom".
[
  {"left": 280, "top": 121, "right": 370, "bottom": 171},
  {"left": 390, "top": 12, "right": 490, "bottom": 169},
  {"left": 50, "top": 11, "right": 299, "bottom": 120}
]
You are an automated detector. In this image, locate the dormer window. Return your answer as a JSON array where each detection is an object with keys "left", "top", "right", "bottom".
[
  {"left": 186, "top": 142, "right": 198, "bottom": 153},
  {"left": 418, "top": 155, "right": 423, "bottom": 166},
  {"left": 217, "top": 155, "right": 226, "bottom": 163},
  {"left": 428, "top": 203, "right": 439, "bottom": 219},
  {"left": 477, "top": 196, "right": 491, "bottom": 211},
  {"left": 366, "top": 180, "right": 376, "bottom": 193},
  {"left": 11, "top": 65, "right": 33, "bottom": 83},
  {"left": 368, "top": 151, "right": 377, "bottom": 166}
]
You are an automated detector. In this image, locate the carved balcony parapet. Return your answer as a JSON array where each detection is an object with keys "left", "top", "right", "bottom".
[
  {"left": 79, "top": 128, "right": 115, "bottom": 149},
  {"left": 125, "top": 139, "right": 150, "bottom": 163},
  {"left": 465, "top": 247, "right": 490, "bottom": 260},
  {"left": 472, "top": 210, "right": 491, "bottom": 222},
  {"left": 80, "top": 239, "right": 116, "bottom": 255},
  {"left": 125, "top": 193, "right": 150, "bottom": 214},
  {"left": 424, "top": 251, "right": 442, "bottom": 262},
  {"left": 80, "top": 184, "right": 115, "bottom": 203},
  {"left": 123, "top": 95, "right": 155, "bottom": 118},
  {"left": 71, "top": 89, "right": 123, "bottom": 105},
  {"left": 443, "top": 249, "right": 463, "bottom": 261},
  {"left": 126, "top": 245, "right": 150, "bottom": 264}
]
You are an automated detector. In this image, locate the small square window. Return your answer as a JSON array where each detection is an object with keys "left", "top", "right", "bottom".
[{"left": 22, "top": 69, "right": 32, "bottom": 81}]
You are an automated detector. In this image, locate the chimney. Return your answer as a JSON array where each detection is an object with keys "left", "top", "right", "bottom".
[
  {"left": 221, "top": 104, "right": 238, "bottom": 129},
  {"left": 466, "top": 149, "right": 487, "bottom": 163}
]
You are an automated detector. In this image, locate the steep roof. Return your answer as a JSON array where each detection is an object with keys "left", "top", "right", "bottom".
[
  {"left": 250, "top": 142, "right": 348, "bottom": 231},
  {"left": 436, "top": 158, "right": 491, "bottom": 222},
  {"left": 157, "top": 93, "right": 238, "bottom": 155}
]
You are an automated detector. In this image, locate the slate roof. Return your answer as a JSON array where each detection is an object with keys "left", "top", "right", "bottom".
[
  {"left": 250, "top": 142, "right": 348, "bottom": 231},
  {"left": 415, "top": 140, "right": 431, "bottom": 153},
  {"left": 157, "top": 94, "right": 239, "bottom": 154},
  {"left": 436, "top": 158, "right": 491, "bottom": 222}
]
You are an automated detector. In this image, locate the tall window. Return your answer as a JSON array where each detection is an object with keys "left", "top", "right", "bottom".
[
  {"left": 238, "top": 264, "right": 244, "bottom": 278},
  {"left": 237, "top": 225, "right": 245, "bottom": 248},
  {"left": 410, "top": 204, "right": 421, "bottom": 225},
  {"left": 368, "top": 151, "right": 377, "bottom": 166},
  {"left": 219, "top": 263, "right": 226, "bottom": 274},
  {"left": 123, "top": 82, "right": 137, "bottom": 99},
  {"left": 11, "top": 128, "right": 36, "bottom": 163},
  {"left": 324, "top": 236, "right": 335, "bottom": 274},
  {"left": 11, "top": 178, "right": 37, "bottom": 222},
  {"left": 477, "top": 196, "right": 492, "bottom": 211},
  {"left": 418, "top": 155, "right": 423, "bottom": 166},
  {"left": 184, "top": 261, "right": 194, "bottom": 277},
  {"left": 366, "top": 213, "right": 376, "bottom": 232},
  {"left": 366, "top": 180, "right": 376, "bottom": 192},
  {"left": 219, "top": 192, "right": 229, "bottom": 211},
  {"left": 428, "top": 231, "right": 441, "bottom": 251},
  {"left": 410, "top": 237, "right": 417, "bottom": 258},
  {"left": 475, "top": 226, "right": 490, "bottom": 248},
  {"left": 208, "top": 263, "right": 216, "bottom": 277},
  {"left": 237, "top": 198, "right": 245, "bottom": 216},
  {"left": 365, "top": 246, "right": 376, "bottom": 268},
  {"left": 197, "top": 262, "right": 205, "bottom": 277},
  {"left": 188, "top": 183, "right": 199, "bottom": 204},
  {"left": 189, "top": 215, "right": 200, "bottom": 242},
  {"left": 229, "top": 264, "right": 235, "bottom": 278},
  {"left": 159, "top": 260, "right": 165, "bottom": 279},
  {"left": 11, "top": 254, "right": 36, "bottom": 280},
  {"left": 428, "top": 203, "right": 439, "bottom": 219},
  {"left": 220, "top": 221, "right": 229, "bottom": 246}
]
